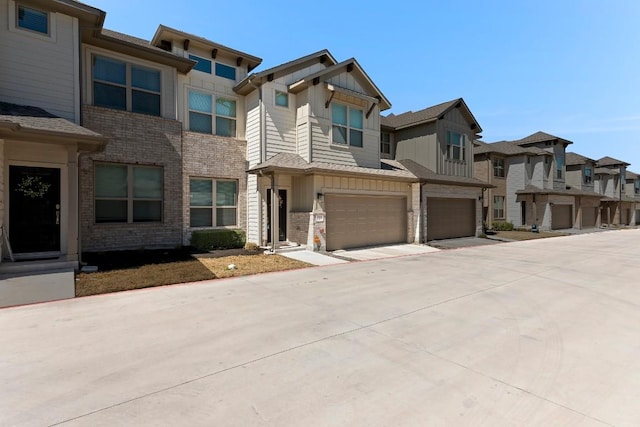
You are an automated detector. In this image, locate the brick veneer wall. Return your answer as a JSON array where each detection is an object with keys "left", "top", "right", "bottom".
[
  {"left": 79, "top": 106, "right": 183, "bottom": 251},
  {"left": 181, "top": 131, "right": 248, "bottom": 245},
  {"left": 289, "top": 212, "right": 311, "bottom": 247}
]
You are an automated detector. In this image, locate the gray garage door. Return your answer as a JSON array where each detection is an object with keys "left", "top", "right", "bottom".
[
  {"left": 552, "top": 205, "right": 572, "bottom": 230},
  {"left": 325, "top": 195, "right": 407, "bottom": 251},
  {"left": 426, "top": 198, "right": 476, "bottom": 241},
  {"left": 582, "top": 207, "right": 597, "bottom": 228}
]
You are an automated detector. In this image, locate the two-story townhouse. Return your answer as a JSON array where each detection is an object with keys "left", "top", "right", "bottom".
[
  {"left": 0, "top": 0, "right": 108, "bottom": 269},
  {"left": 234, "top": 51, "right": 419, "bottom": 251},
  {"left": 473, "top": 140, "right": 552, "bottom": 228},
  {"left": 565, "top": 152, "right": 602, "bottom": 228},
  {"left": 78, "top": 27, "right": 195, "bottom": 252},
  {"left": 595, "top": 156, "right": 633, "bottom": 226},
  {"left": 148, "top": 26, "right": 262, "bottom": 246},
  {"left": 381, "top": 99, "right": 490, "bottom": 241},
  {"left": 624, "top": 170, "right": 640, "bottom": 225}
]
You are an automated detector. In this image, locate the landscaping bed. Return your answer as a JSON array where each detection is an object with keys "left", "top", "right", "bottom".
[{"left": 76, "top": 248, "right": 311, "bottom": 297}]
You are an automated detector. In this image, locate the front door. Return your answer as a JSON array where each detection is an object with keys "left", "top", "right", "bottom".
[
  {"left": 9, "top": 166, "right": 61, "bottom": 254},
  {"left": 266, "top": 189, "right": 287, "bottom": 242}
]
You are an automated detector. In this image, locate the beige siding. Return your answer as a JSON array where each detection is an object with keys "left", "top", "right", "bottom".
[
  {"left": 264, "top": 82, "right": 296, "bottom": 157},
  {"left": 436, "top": 108, "right": 474, "bottom": 177},
  {"left": 246, "top": 174, "right": 260, "bottom": 244},
  {"left": 245, "top": 91, "right": 261, "bottom": 166},
  {"left": 394, "top": 122, "right": 438, "bottom": 171},
  {"left": 0, "top": 1, "right": 79, "bottom": 121}
]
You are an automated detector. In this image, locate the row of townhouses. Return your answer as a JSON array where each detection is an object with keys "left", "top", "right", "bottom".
[{"left": 0, "top": 0, "right": 638, "bottom": 304}]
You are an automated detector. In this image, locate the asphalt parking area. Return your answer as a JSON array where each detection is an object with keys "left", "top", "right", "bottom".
[{"left": 2, "top": 229, "right": 639, "bottom": 426}]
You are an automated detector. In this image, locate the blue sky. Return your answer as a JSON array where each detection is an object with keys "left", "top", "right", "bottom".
[{"left": 90, "top": 0, "right": 640, "bottom": 169}]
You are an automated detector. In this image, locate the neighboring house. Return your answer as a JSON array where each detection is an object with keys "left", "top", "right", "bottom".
[
  {"left": 594, "top": 156, "right": 634, "bottom": 226},
  {"left": 474, "top": 132, "right": 602, "bottom": 230},
  {"left": 381, "top": 99, "right": 490, "bottom": 241},
  {"left": 565, "top": 152, "right": 602, "bottom": 228},
  {"left": 624, "top": 170, "right": 640, "bottom": 225},
  {"left": 235, "top": 51, "right": 419, "bottom": 250}
]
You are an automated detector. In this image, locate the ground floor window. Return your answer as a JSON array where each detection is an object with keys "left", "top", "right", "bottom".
[
  {"left": 95, "top": 163, "right": 163, "bottom": 223},
  {"left": 190, "top": 178, "right": 238, "bottom": 227},
  {"left": 493, "top": 195, "right": 505, "bottom": 219}
]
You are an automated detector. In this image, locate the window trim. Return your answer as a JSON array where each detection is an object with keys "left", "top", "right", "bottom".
[
  {"left": 274, "top": 90, "right": 289, "bottom": 108},
  {"left": 187, "top": 89, "right": 237, "bottom": 137},
  {"left": 380, "top": 132, "right": 391, "bottom": 154},
  {"left": 189, "top": 177, "right": 238, "bottom": 228},
  {"left": 446, "top": 130, "right": 466, "bottom": 161},
  {"left": 92, "top": 55, "right": 162, "bottom": 117},
  {"left": 188, "top": 54, "right": 212, "bottom": 74},
  {"left": 555, "top": 155, "right": 564, "bottom": 180},
  {"left": 584, "top": 165, "right": 592, "bottom": 184},
  {"left": 331, "top": 102, "right": 364, "bottom": 148},
  {"left": 9, "top": 1, "right": 57, "bottom": 41},
  {"left": 493, "top": 158, "right": 505, "bottom": 178},
  {"left": 634, "top": 180, "right": 640, "bottom": 194},
  {"left": 94, "top": 163, "right": 164, "bottom": 224},
  {"left": 493, "top": 195, "right": 505, "bottom": 220}
]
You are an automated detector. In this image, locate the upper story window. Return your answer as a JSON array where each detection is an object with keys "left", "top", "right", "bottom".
[
  {"left": 446, "top": 131, "right": 465, "bottom": 161},
  {"left": 331, "top": 103, "right": 363, "bottom": 148},
  {"left": 584, "top": 165, "right": 592, "bottom": 184},
  {"left": 17, "top": 4, "right": 48, "bottom": 34},
  {"left": 275, "top": 90, "right": 289, "bottom": 108},
  {"left": 93, "top": 56, "right": 161, "bottom": 116},
  {"left": 95, "top": 163, "right": 163, "bottom": 223},
  {"left": 555, "top": 154, "right": 564, "bottom": 179},
  {"left": 188, "top": 90, "right": 236, "bottom": 137},
  {"left": 635, "top": 180, "right": 640, "bottom": 194},
  {"left": 215, "top": 63, "right": 236, "bottom": 80},
  {"left": 493, "top": 196, "right": 505, "bottom": 219},
  {"left": 620, "top": 169, "right": 626, "bottom": 190},
  {"left": 188, "top": 54, "right": 212, "bottom": 74},
  {"left": 380, "top": 132, "right": 391, "bottom": 154},
  {"left": 493, "top": 158, "right": 505, "bottom": 177}
]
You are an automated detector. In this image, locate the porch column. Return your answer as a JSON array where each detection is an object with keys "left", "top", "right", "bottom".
[{"left": 67, "top": 148, "right": 79, "bottom": 261}]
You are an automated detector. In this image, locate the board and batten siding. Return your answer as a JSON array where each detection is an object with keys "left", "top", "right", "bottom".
[
  {"left": 245, "top": 91, "right": 261, "bottom": 166},
  {"left": 263, "top": 82, "right": 296, "bottom": 158},
  {"left": 394, "top": 123, "right": 438, "bottom": 172},
  {"left": 436, "top": 107, "right": 474, "bottom": 177},
  {"left": 0, "top": 0, "right": 79, "bottom": 122}
]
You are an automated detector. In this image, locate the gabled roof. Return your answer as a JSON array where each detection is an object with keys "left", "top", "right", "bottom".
[
  {"left": 246, "top": 153, "right": 415, "bottom": 181},
  {"left": 151, "top": 25, "right": 262, "bottom": 71},
  {"left": 380, "top": 98, "right": 482, "bottom": 133},
  {"left": 565, "top": 152, "right": 596, "bottom": 166},
  {"left": 398, "top": 159, "right": 493, "bottom": 188},
  {"left": 287, "top": 58, "right": 392, "bottom": 111},
  {"left": 626, "top": 171, "right": 639, "bottom": 180},
  {"left": 473, "top": 141, "right": 551, "bottom": 157},
  {"left": 594, "top": 167, "right": 619, "bottom": 175},
  {"left": 596, "top": 156, "right": 630, "bottom": 167},
  {"left": 513, "top": 131, "right": 573, "bottom": 146},
  {"left": 234, "top": 50, "right": 338, "bottom": 95},
  {"left": 86, "top": 29, "right": 196, "bottom": 74},
  {"left": 0, "top": 102, "right": 107, "bottom": 151}
]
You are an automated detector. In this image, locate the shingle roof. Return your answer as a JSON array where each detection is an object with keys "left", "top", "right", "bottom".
[
  {"left": 398, "top": 159, "right": 492, "bottom": 188},
  {"left": 473, "top": 141, "right": 551, "bottom": 157},
  {"left": 0, "top": 102, "right": 102, "bottom": 137},
  {"left": 597, "top": 156, "right": 630, "bottom": 167},
  {"left": 513, "top": 131, "right": 573, "bottom": 146},
  {"left": 565, "top": 152, "right": 596, "bottom": 166},
  {"left": 100, "top": 29, "right": 161, "bottom": 51},
  {"left": 626, "top": 170, "right": 639, "bottom": 180},
  {"left": 594, "top": 167, "right": 619, "bottom": 175},
  {"left": 381, "top": 99, "right": 459, "bottom": 129},
  {"left": 247, "top": 153, "right": 415, "bottom": 180}
]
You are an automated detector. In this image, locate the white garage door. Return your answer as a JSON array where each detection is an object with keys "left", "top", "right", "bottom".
[
  {"left": 426, "top": 198, "right": 476, "bottom": 241},
  {"left": 325, "top": 195, "right": 407, "bottom": 251}
]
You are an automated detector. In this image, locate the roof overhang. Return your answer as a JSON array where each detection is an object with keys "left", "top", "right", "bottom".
[{"left": 0, "top": 121, "right": 108, "bottom": 152}]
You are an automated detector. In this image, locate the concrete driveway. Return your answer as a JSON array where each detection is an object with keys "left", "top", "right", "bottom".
[{"left": 2, "top": 230, "right": 640, "bottom": 426}]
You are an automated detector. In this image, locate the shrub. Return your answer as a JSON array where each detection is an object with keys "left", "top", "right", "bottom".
[
  {"left": 491, "top": 221, "right": 514, "bottom": 231},
  {"left": 244, "top": 241, "right": 259, "bottom": 251},
  {"left": 190, "top": 229, "right": 245, "bottom": 251}
]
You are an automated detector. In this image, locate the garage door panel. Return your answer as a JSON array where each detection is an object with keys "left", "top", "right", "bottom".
[
  {"left": 325, "top": 195, "right": 406, "bottom": 251},
  {"left": 552, "top": 205, "right": 572, "bottom": 230},
  {"left": 427, "top": 198, "right": 476, "bottom": 241},
  {"left": 582, "top": 207, "right": 597, "bottom": 228}
]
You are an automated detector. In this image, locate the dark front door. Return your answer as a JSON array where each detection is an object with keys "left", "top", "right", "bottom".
[
  {"left": 266, "top": 189, "right": 287, "bottom": 242},
  {"left": 521, "top": 201, "right": 526, "bottom": 225},
  {"left": 9, "top": 166, "right": 61, "bottom": 254}
]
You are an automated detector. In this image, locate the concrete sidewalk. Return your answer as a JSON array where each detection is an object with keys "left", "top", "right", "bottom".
[
  {"left": 2, "top": 229, "right": 639, "bottom": 426},
  {"left": 333, "top": 243, "right": 439, "bottom": 261},
  {"left": 278, "top": 249, "right": 349, "bottom": 266}
]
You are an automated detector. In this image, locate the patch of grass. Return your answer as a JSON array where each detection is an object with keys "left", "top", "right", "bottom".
[
  {"left": 76, "top": 248, "right": 312, "bottom": 297},
  {"left": 495, "top": 230, "right": 567, "bottom": 241}
]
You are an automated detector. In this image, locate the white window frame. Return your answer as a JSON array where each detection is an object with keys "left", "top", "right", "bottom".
[
  {"left": 187, "top": 89, "right": 237, "bottom": 137},
  {"left": 556, "top": 155, "right": 564, "bottom": 179},
  {"left": 331, "top": 102, "right": 364, "bottom": 148},
  {"left": 94, "top": 163, "right": 163, "bottom": 224},
  {"left": 380, "top": 132, "right": 391, "bottom": 154},
  {"left": 8, "top": 1, "right": 57, "bottom": 42},
  {"left": 635, "top": 180, "right": 640, "bottom": 194},
  {"left": 584, "top": 165, "right": 592, "bottom": 184},
  {"left": 446, "top": 130, "right": 466, "bottom": 161},
  {"left": 189, "top": 178, "right": 238, "bottom": 228},
  {"left": 92, "top": 55, "right": 162, "bottom": 116},
  {"left": 274, "top": 90, "right": 289, "bottom": 108},
  {"left": 493, "top": 196, "right": 505, "bottom": 219},
  {"left": 493, "top": 158, "right": 505, "bottom": 177}
]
